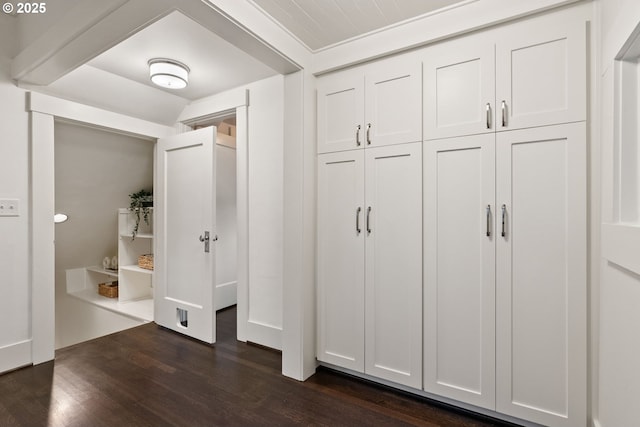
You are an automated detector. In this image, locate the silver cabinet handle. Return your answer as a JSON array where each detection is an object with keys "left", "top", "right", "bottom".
[
  {"left": 501, "top": 204, "right": 507, "bottom": 237},
  {"left": 501, "top": 100, "right": 507, "bottom": 127},
  {"left": 356, "top": 207, "right": 362, "bottom": 234},
  {"left": 199, "top": 231, "right": 210, "bottom": 253},
  {"left": 356, "top": 125, "right": 361, "bottom": 146},
  {"left": 486, "top": 103, "right": 491, "bottom": 129},
  {"left": 366, "top": 123, "right": 372, "bottom": 145},
  {"left": 366, "top": 206, "right": 372, "bottom": 234},
  {"left": 486, "top": 205, "right": 491, "bottom": 237}
]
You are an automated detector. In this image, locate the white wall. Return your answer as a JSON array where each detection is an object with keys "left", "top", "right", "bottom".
[
  {"left": 246, "top": 75, "right": 284, "bottom": 349},
  {"left": 215, "top": 140, "right": 238, "bottom": 310},
  {"left": 54, "top": 122, "right": 154, "bottom": 349},
  {"left": 0, "top": 13, "right": 31, "bottom": 373},
  {"left": 596, "top": 1, "right": 640, "bottom": 426}
]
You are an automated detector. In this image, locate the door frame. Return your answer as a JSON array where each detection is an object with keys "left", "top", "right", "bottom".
[{"left": 29, "top": 89, "right": 249, "bottom": 363}]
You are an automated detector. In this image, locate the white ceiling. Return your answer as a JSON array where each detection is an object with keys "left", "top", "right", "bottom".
[
  {"left": 87, "top": 11, "right": 278, "bottom": 101},
  {"left": 249, "top": 0, "right": 469, "bottom": 51},
  {"left": 75, "top": 1, "right": 468, "bottom": 109}
]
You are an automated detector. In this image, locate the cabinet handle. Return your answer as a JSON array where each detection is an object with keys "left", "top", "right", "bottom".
[
  {"left": 486, "top": 103, "right": 491, "bottom": 129},
  {"left": 486, "top": 205, "right": 491, "bottom": 237},
  {"left": 366, "top": 206, "right": 372, "bottom": 234},
  {"left": 356, "top": 207, "right": 362, "bottom": 234},
  {"left": 366, "top": 123, "right": 372, "bottom": 145},
  {"left": 356, "top": 125, "right": 361, "bottom": 146},
  {"left": 501, "top": 100, "right": 507, "bottom": 127},
  {"left": 501, "top": 204, "right": 507, "bottom": 237},
  {"left": 199, "top": 231, "right": 210, "bottom": 253}
]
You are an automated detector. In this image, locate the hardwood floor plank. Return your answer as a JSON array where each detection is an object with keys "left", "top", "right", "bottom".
[{"left": 0, "top": 307, "right": 519, "bottom": 426}]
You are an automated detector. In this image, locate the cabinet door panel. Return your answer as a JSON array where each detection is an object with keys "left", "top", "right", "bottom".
[
  {"left": 496, "top": 10, "right": 586, "bottom": 130},
  {"left": 365, "top": 56, "right": 422, "bottom": 147},
  {"left": 496, "top": 123, "right": 586, "bottom": 427},
  {"left": 423, "top": 134, "right": 495, "bottom": 409},
  {"left": 317, "top": 151, "right": 365, "bottom": 371},
  {"left": 424, "top": 35, "right": 495, "bottom": 139},
  {"left": 317, "top": 70, "right": 364, "bottom": 153},
  {"left": 365, "top": 143, "right": 422, "bottom": 388}
]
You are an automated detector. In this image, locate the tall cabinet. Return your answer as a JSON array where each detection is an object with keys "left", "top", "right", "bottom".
[
  {"left": 422, "top": 6, "right": 587, "bottom": 427},
  {"left": 316, "top": 53, "right": 423, "bottom": 389}
]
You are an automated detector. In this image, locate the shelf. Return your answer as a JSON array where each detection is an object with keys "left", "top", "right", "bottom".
[
  {"left": 86, "top": 266, "right": 119, "bottom": 278},
  {"left": 120, "top": 233, "right": 153, "bottom": 239},
  {"left": 68, "top": 289, "right": 153, "bottom": 322},
  {"left": 120, "top": 265, "right": 153, "bottom": 275}
]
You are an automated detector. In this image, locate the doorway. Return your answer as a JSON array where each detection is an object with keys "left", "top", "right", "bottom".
[{"left": 30, "top": 91, "right": 250, "bottom": 363}]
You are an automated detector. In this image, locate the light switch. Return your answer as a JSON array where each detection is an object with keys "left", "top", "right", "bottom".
[{"left": 0, "top": 199, "right": 20, "bottom": 217}]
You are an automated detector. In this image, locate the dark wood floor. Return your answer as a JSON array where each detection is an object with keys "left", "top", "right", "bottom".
[{"left": 0, "top": 307, "right": 519, "bottom": 426}]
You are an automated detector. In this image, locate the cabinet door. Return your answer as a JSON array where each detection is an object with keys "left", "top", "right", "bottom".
[
  {"left": 365, "top": 56, "right": 422, "bottom": 147},
  {"left": 423, "top": 35, "right": 495, "bottom": 140},
  {"left": 423, "top": 134, "right": 496, "bottom": 409},
  {"left": 495, "top": 10, "right": 586, "bottom": 131},
  {"left": 317, "top": 69, "right": 364, "bottom": 154},
  {"left": 317, "top": 150, "right": 365, "bottom": 371},
  {"left": 364, "top": 142, "right": 422, "bottom": 388},
  {"left": 496, "top": 123, "right": 586, "bottom": 427}
]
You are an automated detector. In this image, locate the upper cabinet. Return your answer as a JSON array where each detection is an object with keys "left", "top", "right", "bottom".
[
  {"left": 317, "top": 55, "right": 422, "bottom": 153},
  {"left": 424, "top": 8, "right": 586, "bottom": 140}
]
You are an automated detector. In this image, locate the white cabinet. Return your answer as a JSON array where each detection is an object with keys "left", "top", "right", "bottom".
[
  {"left": 424, "top": 123, "right": 586, "bottom": 426},
  {"left": 317, "top": 150, "right": 365, "bottom": 372},
  {"left": 423, "top": 8, "right": 586, "bottom": 140},
  {"left": 423, "top": 34, "right": 496, "bottom": 140},
  {"left": 317, "top": 142, "right": 422, "bottom": 389},
  {"left": 495, "top": 123, "right": 586, "bottom": 427},
  {"left": 423, "top": 133, "right": 496, "bottom": 409},
  {"left": 364, "top": 143, "right": 422, "bottom": 389},
  {"left": 317, "top": 55, "right": 422, "bottom": 153},
  {"left": 118, "top": 208, "right": 153, "bottom": 303}
]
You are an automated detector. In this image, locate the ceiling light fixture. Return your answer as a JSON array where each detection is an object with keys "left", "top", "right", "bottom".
[{"left": 148, "top": 58, "right": 190, "bottom": 89}]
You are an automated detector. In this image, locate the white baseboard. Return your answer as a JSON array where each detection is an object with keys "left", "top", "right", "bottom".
[
  {"left": 247, "top": 320, "right": 282, "bottom": 351},
  {"left": 215, "top": 280, "right": 237, "bottom": 310},
  {"left": 0, "top": 340, "right": 32, "bottom": 373}
]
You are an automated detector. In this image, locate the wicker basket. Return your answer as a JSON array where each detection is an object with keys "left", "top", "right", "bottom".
[
  {"left": 98, "top": 282, "right": 118, "bottom": 298},
  {"left": 138, "top": 254, "right": 154, "bottom": 270}
]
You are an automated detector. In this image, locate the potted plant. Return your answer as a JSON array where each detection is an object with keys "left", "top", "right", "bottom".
[{"left": 129, "top": 189, "right": 152, "bottom": 239}]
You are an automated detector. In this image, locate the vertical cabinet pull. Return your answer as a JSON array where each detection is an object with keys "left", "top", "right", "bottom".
[
  {"left": 501, "top": 204, "right": 507, "bottom": 237},
  {"left": 356, "top": 207, "right": 362, "bottom": 234},
  {"left": 356, "top": 125, "right": 361, "bottom": 146},
  {"left": 366, "top": 123, "right": 372, "bottom": 145},
  {"left": 486, "top": 103, "right": 491, "bottom": 129},
  {"left": 501, "top": 100, "right": 507, "bottom": 127},
  {"left": 366, "top": 206, "right": 372, "bottom": 234},
  {"left": 486, "top": 205, "right": 491, "bottom": 237}
]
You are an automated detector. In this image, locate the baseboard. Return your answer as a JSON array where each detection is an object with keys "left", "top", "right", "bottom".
[
  {"left": 247, "top": 320, "right": 282, "bottom": 351},
  {"left": 215, "top": 280, "right": 237, "bottom": 310},
  {"left": 0, "top": 340, "right": 32, "bottom": 374},
  {"left": 592, "top": 419, "right": 602, "bottom": 427}
]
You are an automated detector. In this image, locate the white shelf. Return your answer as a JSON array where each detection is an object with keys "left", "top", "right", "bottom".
[
  {"left": 120, "top": 265, "right": 153, "bottom": 275},
  {"left": 86, "top": 266, "right": 119, "bottom": 278},
  {"left": 120, "top": 233, "right": 153, "bottom": 239},
  {"left": 68, "top": 289, "right": 153, "bottom": 322}
]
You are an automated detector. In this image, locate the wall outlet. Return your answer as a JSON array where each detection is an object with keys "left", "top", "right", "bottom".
[{"left": 0, "top": 199, "right": 20, "bottom": 217}]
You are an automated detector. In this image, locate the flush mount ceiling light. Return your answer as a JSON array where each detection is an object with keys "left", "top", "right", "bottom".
[{"left": 148, "top": 58, "right": 190, "bottom": 89}]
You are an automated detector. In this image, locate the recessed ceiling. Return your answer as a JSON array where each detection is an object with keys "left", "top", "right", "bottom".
[
  {"left": 249, "top": 0, "right": 469, "bottom": 51},
  {"left": 88, "top": 11, "right": 278, "bottom": 101}
]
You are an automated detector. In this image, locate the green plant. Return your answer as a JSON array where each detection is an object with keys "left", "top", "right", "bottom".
[{"left": 129, "top": 189, "right": 153, "bottom": 239}]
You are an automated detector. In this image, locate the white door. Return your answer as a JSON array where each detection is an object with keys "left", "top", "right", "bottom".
[
  {"left": 423, "top": 34, "right": 495, "bottom": 140},
  {"left": 365, "top": 55, "right": 422, "bottom": 147},
  {"left": 316, "top": 150, "right": 365, "bottom": 372},
  {"left": 495, "top": 123, "right": 586, "bottom": 427},
  {"left": 317, "top": 69, "right": 364, "bottom": 154},
  {"left": 423, "top": 134, "right": 496, "bottom": 409},
  {"left": 495, "top": 12, "right": 586, "bottom": 131},
  {"left": 364, "top": 142, "right": 422, "bottom": 389},
  {"left": 155, "top": 127, "right": 217, "bottom": 344}
]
